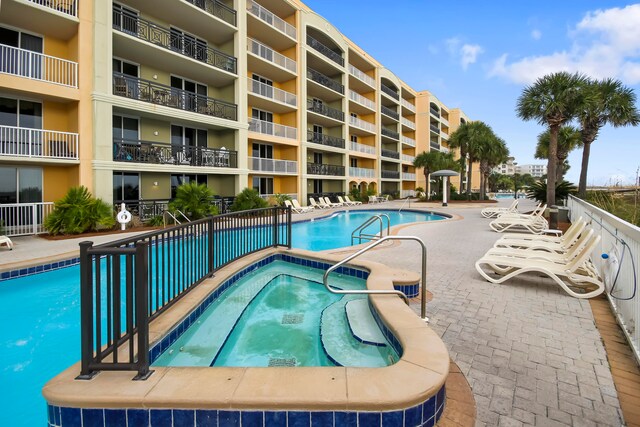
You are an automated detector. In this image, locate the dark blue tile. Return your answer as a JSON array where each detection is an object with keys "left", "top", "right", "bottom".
[
  {"left": 48, "top": 405, "right": 56, "bottom": 424},
  {"left": 61, "top": 407, "right": 81, "bottom": 425},
  {"left": 82, "top": 408, "right": 104, "bottom": 427},
  {"left": 422, "top": 396, "right": 435, "bottom": 422},
  {"left": 310, "top": 411, "right": 333, "bottom": 426},
  {"left": 127, "top": 409, "right": 149, "bottom": 427},
  {"left": 287, "top": 411, "right": 310, "bottom": 427},
  {"left": 104, "top": 409, "right": 126, "bottom": 427},
  {"left": 403, "top": 405, "right": 421, "bottom": 427},
  {"left": 241, "top": 411, "right": 263, "bottom": 426},
  {"left": 264, "top": 411, "right": 286, "bottom": 427},
  {"left": 218, "top": 410, "right": 240, "bottom": 427},
  {"left": 358, "top": 412, "right": 381, "bottom": 427},
  {"left": 422, "top": 414, "right": 435, "bottom": 427},
  {"left": 173, "top": 410, "right": 194, "bottom": 426},
  {"left": 55, "top": 406, "right": 61, "bottom": 424},
  {"left": 195, "top": 409, "right": 217, "bottom": 427},
  {"left": 150, "top": 409, "right": 172, "bottom": 427},
  {"left": 381, "top": 410, "right": 403, "bottom": 426}
]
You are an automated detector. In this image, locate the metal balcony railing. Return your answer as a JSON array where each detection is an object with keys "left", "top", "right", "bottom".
[
  {"left": 401, "top": 98, "right": 416, "bottom": 112},
  {"left": 0, "top": 44, "right": 78, "bottom": 87},
  {"left": 0, "top": 202, "right": 54, "bottom": 236},
  {"left": 430, "top": 106, "right": 440, "bottom": 117},
  {"left": 246, "top": 0, "right": 296, "bottom": 39},
  {"left": 348, "top": 90, "right": 375, "bottom": 110},
  {"left": 249, "top": 156, "right": 298, "bottom": 174},
  {"left": 401, "top": 117, "right": 415, "bottom": 129},
  {"left": 349, "top": 116, "right": 376, "bottom": 132},
  {"left": 381, "top": 84, "right": 399, "bottom": 100},
  {"left": 430, "top": 142, "right": 441, "bottom": 151},
  {"left": 248, "top": 118, "right": 297, "bottom": 140},
  {"left": 402, "top": 172, "right": 416, "bottom": 181},
  {"left": 306, "top": 99, "right": 345, "bottom": 121},
  {"left": 381, "top": 127, "right": 399, "bottom": 140},
  {"left": 381, "top": 170, "right": 400, "bottom": 179},
  {"left": 112, "top": 9, "right": 236, "bottom": 74},
  {"left": 307, "top": 131, "right": 345, "bottom": 149},
  {"left": 113, "top": 138, "right": 237, "bottom": 168},
  {"left": 112, "top": 73, "right": 237, "bottom": 120},
  {"left": 381, "top": 105, "right": 399, "bottom": 120},
  {"left": 349, "top": 167, "right": 375, "bottom": 178},
  {"left": 248, "top": 78, "right": 296, "bottom": 107},
  {"left": 348, "top": 64, "right": 375, "bottom": 87},
  {"left": 430, "top": 124, "right": 440, "bottom": 133},
  {"left": 381, "top": 148, "right": 400, "bottom": 159},
  {"left": 401, "top": 135, "right": 416, "bottom": 147},
  {"left": 0, "top": 125, "right": 79, "bottom": 159},
  {"left": 184, "top": 0, "right": 236, "bottom": 26},
  {"left": 307, "top": 35, "right": 344, "bottom": 66},
  {"left": 26, "top": 0, "right": 77, "bottom": 17},
  {"left": 307, "top": 162, "right": 345, "bottom": 176},
  {"left": 401, "top": 189, "right": 416, "bottom": 198},
  {"left": 307, "top": 68, "right": 344, "bottom": 94},
  {"left": 350, "top": 141, "right": 376, "bottom": 154},
  {"left": 402, "top": 154, "right": 416, "bottom": 163},
  {"left": 247, "top": 38, "right": 296, "bottom": 72}
]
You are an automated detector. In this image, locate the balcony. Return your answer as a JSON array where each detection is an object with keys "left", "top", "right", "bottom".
[
  {"left": 113, "top": 138, "right": 237, "bottom": 168},
  {"left": 401, "top": 135, "right": 416, "bottom": 147},
  {"left": 401, "top": 117, "right": 415, "bottom": 129},
  {"left": 381, "top": 105, "right": 399, "bottom": 120},
  {"left": 430, "top": 124, "right": 440, "bottom": 133},
  {"left": 381, "top": 127, "right": 399, "bottom": 140},
  {"left": 249, "top": 157, "right": 298, "bottom": 174},
  {"left": 307, "top": 162, "right": 345, "bottom": 176},
  {"left": 307, "top": 35, "right": 344, "bottom": 66},
  {"left": 307, "top": 131, "right": 345, "bottom": 149},
  {"left": 248, "top": 77, "right": 296, "bottom": 108},
  {"left": 402, "top": 172, "right": 416, "bottom": 181},
  {"left": 430, "top": 106, "right": 440, "bottom": 117},
  {"left": 401, "top": 154, "right": 416, "bottom": 164},
  {"left": 247, "top": 38, "right": 296, "bottom": 73},
  {"left": 113, "top": 73, "right": 237, "bottom": 121},
  {"left": 246, "top": 0, "right": 295, "bottom": 39},
  {"left": 0, "top": 44, "right": 78, "bottom": 88},
  {"left": 381, "top": 84, "right": 399, "bottom": 100},
  {"left": 248, "top": 118, "right": 297, "bottom": 140},
  {"left": 381, "top": 170, "right": 400, "bottom": 179},
  {"left": 184, "top": 0, "right": 236, "bottom": 26},
  {"left": 348, "top": 64, "right": 375, "bottom": 87},
  {"left": 0, "top": 125, "right": 78, "bottom": 160},
  {"left": 307, "top": 68, "right": 344, "bottom": 94},
  {"left": 349, "top": 167, "right": 375, "bottom": 178},
  {"left": 349, "top": 141, "right": 375, "bottom": 155},
  {"left": 349, "top": 116, "right": 375, "bottom": 133},
  {"left": 307, "top": 99, "right": 345, "bottom": 122},
  {"left": 430, "top": 142, "right": 441, "bottom": 151},
  {"left": 349, "top": 90, "right": 375, "bottom": 110},
  {"left": 26, "top": 0, "right": 77, "bottom": 17},
  {"left": 112, "top": 9, "right": 236, "bottom": 74},
  {"left": 400, "top": 189, "right": 415, "bottom": 198},
  {"left": 401, "top": 98, "right": 416, "bottom": 112},
  {"left": 381, "top": 149, "right": 400, "bottom": 160}
]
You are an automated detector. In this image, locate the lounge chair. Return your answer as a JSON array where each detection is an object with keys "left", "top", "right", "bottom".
[
  {"left": 285, "top": 200, "right": 313, "bottom": 214},
  {"left": 494, "top": 218, "right": 586, "bottom": 252},
  {"left": 475, "top": 234, "right": 603, "bottom": 299},
  {"left": 489, "top": 205, "right": 548, "bottom": 234},
  {"left": 292, "top": 199, "right": 313, "bottom": 213},
  {"left": 323, "top": 196, "right": 342, "bottom": 207},
  {"left": 338, "top": 195, "right": 354, "bottom": 206},
  {"left": 309, "top": 197, "right": 329, "bottom": 209},
  {"left": 368, "top": 196, "right": 379, "bottom": 204},
  {"left": 0, "top": 235, "right": 13, "bottom": 250},
  {"left": 481, "top": 199, "right": 519, "bottom": 218},
  {"left": 345, "top": 195, "right": 362, "bottom": 205}
]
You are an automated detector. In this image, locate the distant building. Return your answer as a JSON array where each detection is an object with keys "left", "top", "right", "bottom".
[
  {"left": 516, "top": 164, "right": 547, "bottom": 178},
  {"left": 493, "top": 157, "right": 517, "bottom": 175}
]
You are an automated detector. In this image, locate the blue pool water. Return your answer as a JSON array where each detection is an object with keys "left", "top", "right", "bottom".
[{"left": 0, "top": 209, "right": 443, "bottom": 426}]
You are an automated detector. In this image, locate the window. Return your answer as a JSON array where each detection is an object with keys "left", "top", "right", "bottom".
[
  {"left": 350, "top": 158, "right": 358, "bottom": 168},
  {"left": 251, "top": 108, "right": 274, "bottom": 134},
  {"left": 171, "top": 174, "right": 206, "bottom": 198},
  {"left": 170, "top": 27, "right": 207, "bottom": 61},
  {"left": 0, "top": 26, "right": 43, "bottom": 78},
  {"left": 171, "top": 76, "right": 207, "bottom": 112},
  {"left": 350, "top": 112, "right": 357, "bottom": 118},
  {"left": 312, "top": 124, "right": 323, "bottom": 135},
  {"left": 251, "top": 74, "right": 273, "bottom": 98},
  {"left": 350, "top": 135, "right": 357, "bottom": 143},
  {"left": 112, "top": 115, "right": 139, "bottom": 142},
  {"left": 0, "top": 97, "right": 43, "bottom": 155},
  {"left": 252, "top": 143, "right": 273, "bottom": 159},
  {"left": 0, "top": 166, "right": 42, "bottom": 204},
  {"left": 313, "top": 179, "right": 323, "bottom": 194},
  {"left": 112, "top": 58, "right": 139, "bottom": 97},
  {"left": 171, "top": 125, "right": 207, "bottom": 163},
  {"left": 112, "top": 58, "right": 138, "bottom": 77},
  {"left": 113, "top": 172, "right": 139, "bottom": 202},
  {"left": 112, "top": 4, "right": 139, "bottom": 35},
  {"left": 252, "top": 177, "right": 273, "bottom": 195},
  {"left": 313, "top": 152, "right": 323, "bottom": 164}
]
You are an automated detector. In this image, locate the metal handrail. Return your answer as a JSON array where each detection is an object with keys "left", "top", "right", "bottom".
[
  {"left": 398, "top": 196, "right": 411, "bottom": 212},
  {"left": 351, "top": 214, "right": 390, "bottom": 245},
  {"left": 323, "top": 235, "right": 429, "bottom": 320},
  {"left": 163, "top": 209, "right": 189, "bottom": 226}
]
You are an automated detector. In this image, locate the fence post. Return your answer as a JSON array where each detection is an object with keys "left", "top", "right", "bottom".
[
  {"left": 287, "top": 205, "right": 292, "bottom": 249},
  {"left": 134, "top": 240, "right": 153, "bottom": 380},
  {"left": 77, "top": 241, "right": 97, "bottom": 380},
  {"left": 208, "top": 216, "right": 215, "bottom": 276},
  {"left": 272, "top": 207, "right": 278, "bottom": 247}
]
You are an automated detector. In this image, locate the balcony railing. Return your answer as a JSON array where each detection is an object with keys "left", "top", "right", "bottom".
[
  {"left": 247, "top": 38, "right": 296, "bottom": 72},
  {"left": 381, "top": 84, "right": 399, "bottom": 100},
  {"left": 348, "top": 64, "right": 375, "bottom": 87},
  {"left": 430, "top": 124, "right": 440, "bottom": 133},
  {"left": 185, "top": 0, "right": 236, "bottom": 26},
  {"left": 401, "top": 189, "right": 416, "bottom": 198},
  {"left": 401, "top": 135, "right": 416, "bottom": 147},
  {"left": 350, "top": 141, "right": 375, "bottom": 155},
  {"left": 248, "top": 77, "right": 296, "bottom": 107},
  {"left": 26, "top": 0, "right": 77, "bottom": 17},
  {"left": 430, "top": 142, "right": 441, "bottom": 151},
  {"left": 112, "top": 9, "right": 236, "bottom": 74},
  {"left": 349, "top": 167, "right": 375, "bottom": 178},
  {"left": 112, "top": 73, "right": 237, "bottom": 120},
  {"left": 381, "top": 127, "right": 399, "bottom": 140},
  {"left": 349, "top": 90, "right": 375, "bottom": 110},
  {"left": 0, "top": 202, "right": 54, "bottom": 236},
  {"left": 381, "top": 148, "right": 400, "bottom": 159},
  {"left": 113, "top": 138, "right": 237, "bottom": 168},
  {"left": 430, "top": 106, "right": 440, "bottom": 117},
  {"left": 349, "top": 116, "right": 375, "bottom": 133},
  {"left": 248, "top": 118, "right": 297, "bottom": 140},
  {"left": 0, "top": 125, "right": 78, "bottom": 160},
  {"left": 307, "top": 99, "right": 345, "bottom": 121},
  {"left": 307, "top": 162, "right": 345, "bottom": 176},
  {"left": 401, "top": 117, "right": 415, "bottom": 129},
  {"left": 401, "top": 98, "right": 416, "bottom": 112},
  {"left": 247, "top": 0, "right": 296, "bottom": 39},
  {"left": 381, "top": 170, "right": 400, "bottom": 179},
  {"left": 402, "top": 172, "right": 416, "bottom": 181},
  {"left": 381, "top": 105, "right": 399, "bottom": 120},
  {"left": 307, "top": 35, "right": 344, "bottom": 66},
  {"left": 441, "top": 146, "right": 450, "bottom": 153},
  {"left": 250, "top": 157, "right": 297, "bottom": 174},
  {"left": 1, "top": 44, "right": 78, "bottom": 87},
  {"left": 307, "top": 68, "right": 344, "bottom": 94},
  {"left": 307, "top": 131, "right": 345, "bottom": 149},
  {"left": 402, "top": 154, "right": 416, "bottom": 163}
]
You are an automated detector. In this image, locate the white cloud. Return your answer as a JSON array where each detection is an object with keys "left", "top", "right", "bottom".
[
  {"left": 445, "top": 37, "right": 484, "bottom": 70},
  {"left": 531, "top": 29, "right": 542, "bottom": 40},
  {"left": 490, "top": 4, "right": 640, "bottom": 84}
]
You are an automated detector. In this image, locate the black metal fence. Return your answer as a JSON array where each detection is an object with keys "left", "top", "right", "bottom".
[
  {"left": 78, "top": 206, "right": 291, "bottom": 380},
  {"left": 113, "top": 138, "right": 238, "bottom": 168}
]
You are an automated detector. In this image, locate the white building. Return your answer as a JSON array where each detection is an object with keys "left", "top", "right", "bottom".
[{"left": 515, "top": 164, "right": 547, "bottom": 178}]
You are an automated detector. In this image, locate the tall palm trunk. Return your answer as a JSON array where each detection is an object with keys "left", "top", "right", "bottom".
[
  {"left": 466, "top": 161, "right": 473, "bottom": 198},
  {"left": 424, "top": 170, "right": 431, "bottom": 200},
  {"left": 547, "top": 124, "right": 559, "bottom": 206},
  {"left": 578, "top": 141, "right": 592, "bottom": 198},
  {"left": 459, "top": 154, "right": 467, "bottom": 193}
]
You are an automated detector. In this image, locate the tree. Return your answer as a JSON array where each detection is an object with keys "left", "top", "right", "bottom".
[
  {"left": 230, "top": 188, "right": 269, "bottom": 211},
  {"left": 447, "top": 123, "right": 470, "bottom": 193},
  {"left": 413, "top": 151, "right": 459, "bottom": 199},
  {"left": 516, "top": 71, "right": 589, "bottom": 208},
  {"left": 512, "top": 173, "right": 536, "bottom": 198},
  {"left": 576, "top": 78, "right": 640, "bottom": 197},
  {"left": 44, "top": 186, "right": 115, "bottom": 235},
  {"left": 535, "top": 126, "right": 582, "bottom": 181},
  {"left": 448, "top": 121, "right": 497, "bottom": 198},
  {"left": 477, "top": 136, "right": 509, "bottom": 200},
  {"left": 168, "top": 181, "right": 218, "bottom": 220}
]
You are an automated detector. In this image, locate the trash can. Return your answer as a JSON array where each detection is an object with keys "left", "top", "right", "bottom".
[
  {"left": 549, "top": 206, "right": 559, "bottom": 229},
  {"left": 557, "top": 206, "right": 570, "bottom": 223}
]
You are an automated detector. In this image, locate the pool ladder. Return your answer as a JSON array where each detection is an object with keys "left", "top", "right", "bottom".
[
  {"left": 163, "top": 209, "right": 190, "bottom": 226},
  {"left": 323, "top": 235, "right": 429, "bottom": 322},
  {"left": 351, "top": 214, "right": 390, "bottom": 245}
]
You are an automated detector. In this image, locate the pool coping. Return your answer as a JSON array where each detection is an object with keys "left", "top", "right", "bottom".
[{"left": 43, "top": 247, "right": 449, "bottom": 415}]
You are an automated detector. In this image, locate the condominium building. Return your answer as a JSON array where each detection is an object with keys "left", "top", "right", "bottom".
[
  {"left": 0, "top": 0, "right": 474, "bottom": 235},
  {"left": 515, "top": 163, "right": 546, "bottom": 178}
]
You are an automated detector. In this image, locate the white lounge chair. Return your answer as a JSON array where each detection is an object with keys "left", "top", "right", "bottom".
[
  {"left": 338, "top": 195, "right": 354, "bottom": 206},
  {"left": 368, "top": 196, "right": 379, "bottom": 204},
  {"left": 285, "top": 200, "right": 313, "bottom": 214},
  {"left": 323, "top": 196, "right": 341, "bottom": 207},
  {"left": 345, "top": 195, "right": 362, "bottom": 205},
  {"left": 494, "top": 218, "right": 586, "bottom": 252},
  {"left": 489, "top": 205, "right": 549, "bottom": 234},
  {"left": 292, "top": 199, "right": 313, "bottom": 213},
  {"left": 309, "top": 197, "right": 329, "bottom": 209},
  {"left": 0, "top": 235, "right": 13, "bottom": 250},
  {"left": 475, "top": 234, "right": 603, "bottom": 299},
  {"left": 481, "top": 199, "right": 519, "bottom": 218}
]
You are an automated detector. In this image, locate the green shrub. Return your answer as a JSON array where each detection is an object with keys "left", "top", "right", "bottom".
[
  {"left": 168, "top": 182, "right": 218, "bottom": 220},
  {"left": 273, "top": 193, "right": 292, "bottom": 206},
  {"left": 349, "top": 187, "right": 362, "bottom": 202},
  {"left": 586, "top": 191, "right": 640, "bottom": 226},
  {"left": 146, "top": 215, "right": 165, "bottom": 227},
  {"left": 230, "top": 188, "right": 269, "bottom": 212},
  {"left": 526, "top": 180, "right": 577, "bottom": 204},
  {"left": 44, "top": 186, "right": 115, "bottom": 235}
]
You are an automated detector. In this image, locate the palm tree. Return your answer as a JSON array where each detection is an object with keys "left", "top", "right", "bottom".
[
  {"left": 516, "top": 71, "right": 590, "bottom": 207},
  {"left": 478, "top": 136, "right": 509, "bottom": 200},
  {"left": 535, "top": 126, "right": 582, "bottom": 181},
  {"left": 576, "top": 78, "right": 640, "bottom": 197},
  {"left": 169, "top": 181, "right": 217, "bottom": 219},
  {"left": 449, "top": 121, "right": 496, "bottom": 198},
  {"left": 413, "top": 151, "right": 458, "bottom": 199},
  {"left": 447, "top": 122, "right": 471, "bottom": 193}
]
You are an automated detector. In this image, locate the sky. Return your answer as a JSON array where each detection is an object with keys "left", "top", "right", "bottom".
[{"left": 302, "top": 0, "right": 640, "bottom": 186}]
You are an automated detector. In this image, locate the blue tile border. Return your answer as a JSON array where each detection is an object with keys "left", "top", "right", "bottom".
[
  {"left": 0, "top": 256, "right": 81, "bottom": 281},
  {"left": 394, "top": 282, "right": 420, "bottom": 298}
]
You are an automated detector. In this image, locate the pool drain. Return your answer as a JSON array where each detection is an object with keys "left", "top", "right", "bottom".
[
  {"left": 268, "top": 357, "right": 297, "bottom": 367},
  {"left": 281, "top": 313, "right": 304, "bottom": 324}
]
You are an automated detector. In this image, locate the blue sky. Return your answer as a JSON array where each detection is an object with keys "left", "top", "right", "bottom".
[{"left": 303, "top": 0, "right": 640, "bottom": 186}]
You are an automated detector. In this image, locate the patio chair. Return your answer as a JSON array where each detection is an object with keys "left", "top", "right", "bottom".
[
  {"left": 337, "top": 195, "right": 354, "bottom": 206},
  {"left": 291, "top": 199, "right": 313, "bottom": 213},
  {"left": 368, "top": 196, "right": 379, "bottom": 204},
  {"left": 0, "top": 235, "right": 14, "bottom": 250},
  {"left": 323, "top": 196, "right": 342, "bottom": 207},
  {"left": 309, "top": 197, "right": 329, "bottom": 209},
  {"left": 345, "top": 195, "right": 362, "bottom": 205},
  {"left": 481, "top": 199, "right": 519, "bottom": 218},
  {"left": 475, "top": 234, "right": 603, "bottom": 299},
  {"left": 494, "top": 218, "right": 586, "bottom": 252},
  {"left": 489, "top": 205, "right": 548, "bottom": 234}
]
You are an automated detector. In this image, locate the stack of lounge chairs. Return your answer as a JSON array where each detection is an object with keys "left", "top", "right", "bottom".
[
  {"left": 488, "top": 204, "right": 553, "bottom": 234},
  {"left": 284, "top": 199, "right": 313, "bottom": 214},
  {"left": 481, "top": 199, "right": 518, "bottom": 218},
  {"left": 308, "top": 196, "right": 363, "bottom": 209}
]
